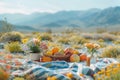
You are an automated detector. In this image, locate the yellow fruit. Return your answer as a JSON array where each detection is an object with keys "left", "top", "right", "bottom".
[
  {"left": 13, "top": 77, "right": 24, "bottom": 80},
  {"left": 70, "top": 54, "right": 80, "bottom": 62},
  {"left": 73, "top": 50, "right": 79, "bottom": 54},
  {"left": 46, "top": 51, "right": 53, "bottom": 56}
]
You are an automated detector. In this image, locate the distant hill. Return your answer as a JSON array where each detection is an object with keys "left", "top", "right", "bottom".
[
  {"left": 0, "top": 21, "right": 38, "bottom": 32},
  {"left": 0, "top": 6, "right": 120, "bottom": 31}
]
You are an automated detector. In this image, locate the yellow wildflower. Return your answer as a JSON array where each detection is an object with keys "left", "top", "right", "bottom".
[
  {"left": 22, "top": 38, "right": 28, "bottom": 44},
  {"left": 13, "top": 77, "right": 24, "bottom": 80}
]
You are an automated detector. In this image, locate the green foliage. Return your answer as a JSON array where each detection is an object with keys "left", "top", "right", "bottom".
[
  {"left": 5, "top": 42, "right": 22, "bottom": 53},
  {"left": 0, "top": 31, "right": 23, "bottom": 42},
  {"left": 27, "top": 38, "right": 41, "bottom": 53},
  {"left": 30, "top": 45, "right": 41, "bottom": 53}
]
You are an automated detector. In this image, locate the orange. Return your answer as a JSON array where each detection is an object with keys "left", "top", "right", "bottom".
[
  {"left": 80, "top": 54, "right": 87, "bottom": 61},
  {"left": 52, "top": 47, "right": 59, "bottom": 54},
  {"left": 41, "top": 56, "right": 52, "bottom": 62}
]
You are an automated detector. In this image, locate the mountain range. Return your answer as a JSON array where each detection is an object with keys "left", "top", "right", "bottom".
[{"left": 0, "top": 6, "right": 120, "bottom": 32}]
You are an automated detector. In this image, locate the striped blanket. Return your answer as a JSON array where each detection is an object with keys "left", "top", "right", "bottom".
[
  {"left": 11, "top": 61, "right": 81, "bottom": 80},
  {"left": 10, "top": 58, "right": 119, "bottom": 80}
]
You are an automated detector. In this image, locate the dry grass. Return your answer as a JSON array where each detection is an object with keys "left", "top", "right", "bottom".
[
  {"left": 101, "top": 46, "right": 120, "bottom": 58},
  {"left": 81, "top": 33, "right": 117, "bottom": 41},
  {"left": 0, "top": 31, "right": 23, "bottom": 42}
]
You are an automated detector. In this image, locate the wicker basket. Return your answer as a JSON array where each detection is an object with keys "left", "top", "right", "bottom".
[{"left": 45, "top": 54, "right": 71, "bottom": 62}]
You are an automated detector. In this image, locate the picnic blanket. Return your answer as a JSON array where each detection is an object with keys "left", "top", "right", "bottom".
[
  {"left": 0, "top": 58, "right": 119, "bottom": 80},
  {"left": 11, "top": 61, "right": 82, "bottom": 80}
]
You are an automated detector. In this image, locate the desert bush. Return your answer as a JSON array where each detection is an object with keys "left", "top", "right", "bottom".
[
  {"left": 96, "top": 27, "right": 107, "bottom": 33},
  {"left": 117, "top": 55, "right": 120, "bottom": 59},
  {"left": 41, "top": 33, "right": 52, "bottom": 41},
  {"left": 98, "top": 39, "right": 104, "bottom": 42},
  {"left": 32, "top": 32, "right": 40, "bottom": 35},
  {"left": 70, "top": 36, "right": 88, "bottom": 44},
  {"left": 5, "top": 42, "right": 23, "bottom": 53},
  {"left": 82, "top": 33, "right": 117, "bottom": 41},
  {"left": 81, "top": 33, "right": 94, "bottom": 39},
  {"left": 58, "top": 37, "right": 70, "bottom": 44},
  {"left": 113, "top": 40, "right": 120, "bottom": 45},
  {"left": 93, "top": 33, "right": 116, "bottom": 41},
  {"left": 78, "top": 38, "right": 88, "bottom": 44},
  {"left": 72, "top": 44, "right": 82, "bottom": 49},
  {"left": 0, "top": 31, "right": 23, "bottom": 42},
  {"left": 109, "top": 31, "right": 120, "bottom": 35},
  {"left": 0, "top": 32, "right": 3, "bottom": 38},
  {"left": 97, "top": 42, "right": 107, "bottom": 48},
  {"left": 100, "top": 33, "right": 117, "bottom": 41},
  {"left": 101, "top": 46, "right": 120, "bottom": 58},
  {"left": 23, "top": 33, "right": 33, "bottom": 39}
]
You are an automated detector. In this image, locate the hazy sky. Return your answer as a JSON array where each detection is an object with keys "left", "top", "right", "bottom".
[{"left": 0, "top": 0, "right": 120, "bottom": 14}]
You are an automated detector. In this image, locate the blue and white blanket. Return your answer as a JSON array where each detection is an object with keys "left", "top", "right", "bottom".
[{"left": 11, "top": 58, "right": 119, "bottom": 80}]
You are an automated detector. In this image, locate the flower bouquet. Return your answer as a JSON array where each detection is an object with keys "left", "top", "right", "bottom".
[{"left": 85, "top": 43, "right": 100, "bottom": 66}]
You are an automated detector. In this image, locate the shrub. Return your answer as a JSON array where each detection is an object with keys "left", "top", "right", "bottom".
[
  {"left": 101, "top": 46, "right": 120, "bottom": 58},
  {"left": 81, "top": 33, "right": 117, "bottom": 41},
  {"left": 81, "top": 33, "right": 93, "bottom": 39},
  {"left": 76, "top": 37, "right": 88, "bottom": 44},
  {"left": 113, "top": 40, "right": 120, "bottom": 45},
  {"left": 58, "top": 37, "right": 70, "bottom": 44},
  {"left": 100, "top": 33, "right": 117, "bottom": 41},
  {"left": 97, "top": 42, "right": 107, "bottom": 48},
  {"left": 5, "top": 42, "right": 23, "bottom": 53},
  {"left": 0, "top": 31, "right": 23, "bottom": 42},
  {"left": 98, "top": 39, "right": 104, "bottom": 42},
  {"left": 96, "top": 27, "right": 107, "bottom": 33},
  {"left": 0, "top": 32, "right": 3, "bottom": 37},
  {"left": 41, "top": 33, "right": 52, "bottom": 41}
]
